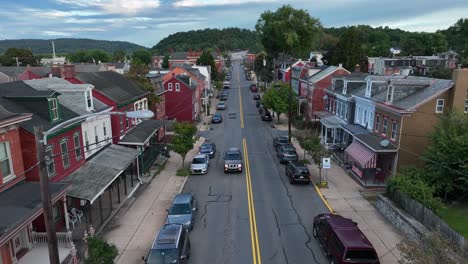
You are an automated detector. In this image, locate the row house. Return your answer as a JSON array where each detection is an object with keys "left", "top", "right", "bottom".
[
  {"left": 146, "top": 73, "right": 167, "bottom": 140},
  {"left": 0, "top": 82, "right": 79, "bottom": 264},
  {"left": 294, "top": 64, "right": 350, "bottom": 120},
  {"left": 279, "top": 59, "right": 306, "bottom": 84},
  {"left": 316, "top": 69, "right": 468, "bottom": 186},
  {"left": 163, "top": 66, "right": 205, "bottom": 122},
  {"left": 167, "top": 51, "right": 224, "bottom": 72},
  {"left": 0, "top": 67, "right": 51, "bottom": 84}
]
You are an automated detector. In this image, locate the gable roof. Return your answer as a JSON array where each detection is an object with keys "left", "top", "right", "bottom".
[
  {"left": 75, "top": 64, "right": 106, "bottom": 73},
  {"left": 309, "top": 66, "right": 349, "bottom": 83},
  {"left": 175, "top": 75, "right": 197, "bottom": 90},
  {"left": 0, "top": 67, "right": 50, "bottom": 78},
  {"left": 75, "top": 71, "right": 148, "bottom": 105}
]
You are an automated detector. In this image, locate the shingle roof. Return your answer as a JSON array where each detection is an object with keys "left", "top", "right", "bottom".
[
  {"left": 119, "top": 120, "right": 165, "bottom": 145},
  {"left": 75, "top": 64, "right": 106, "bottom": 72},
  {"left": 171, "top": 52, "right": 188, "bottom": 60},
  {"left": 75, "top": 71, "right": 148, "bottom": 105},
  {"left": 0, "top": 181, "right": 68, "bottom": 241},
  {"left": 176, "top": 75, "right": 197, "bottom": 90},
  {"left": 0, "top": 67, "right": 26, "bottom": 77},
  {"left": 342, "top": 124, "right": 397, "bottom": 152}
]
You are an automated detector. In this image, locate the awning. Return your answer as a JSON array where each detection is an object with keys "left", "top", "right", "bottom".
[
  {"left": 0, "top": 181, "right": 68, "bottom": 244},
  {"left": 64, "top": 144, "right": 139, "bottom": 203},
  {"left": 320, "top": 115, "right": 346, "bottom": 128},
  {"left": 119, "top": 120, "right": 165, "bottom": 146},
  {"left": 345, "top": 141, "right": 376, "bottom": 168}
]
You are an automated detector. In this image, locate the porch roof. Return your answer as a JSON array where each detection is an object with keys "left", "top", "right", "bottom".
[
  {"left": 320, "top": 115, "right": 346, "bottom": 128},
  {"left": 314, "top": 111, "right": 333, "bottom": 119},
  {"left": 341, "top": 124, "right": 398, "bottom": 152},
  {"left": 64, "top": 144, "right": 139, "bottom": 203},
  {"left": 119, "top": 119, "right": 165, "bottom": 146},
  {"left": 0, "top": 181, "right": 68, "bottom": 244}
]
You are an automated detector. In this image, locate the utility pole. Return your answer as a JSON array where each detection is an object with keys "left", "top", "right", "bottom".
[
  {"left": 34, "top": 127, "right": 60, "bottom": 264},
  {"left": 288, "top": 67, "right": 292, "bottom": 143},
  {"left": 205, "top": 86, "right": 208, "bottom": 117}
]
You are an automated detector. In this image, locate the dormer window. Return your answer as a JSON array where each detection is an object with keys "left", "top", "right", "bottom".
[
  {"left": 386, "top": 86, "right": 394, "bottom": 102},
  {"left": 85, "top": 90, "right": 93, "bottom": 110},
  {"left": 50, "top": 98, "right": 59, "bottom": 121}
]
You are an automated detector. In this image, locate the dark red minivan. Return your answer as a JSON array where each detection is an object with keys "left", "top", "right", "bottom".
[{"left": 313, "top": 213, "right": 380, "bottom": 264}]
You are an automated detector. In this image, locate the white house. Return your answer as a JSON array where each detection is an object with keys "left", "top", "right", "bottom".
[{"left": 25, "top": 78, "right": 113, "bottom": 159}]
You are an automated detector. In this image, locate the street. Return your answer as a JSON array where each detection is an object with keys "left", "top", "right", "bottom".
[{"left": 183, "top": 60, "right": 330, "bottom": 264}]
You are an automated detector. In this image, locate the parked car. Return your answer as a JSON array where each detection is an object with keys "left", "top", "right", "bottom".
[
  {"left": 223, "top": 147, "right": 243, "bottom": 173},
  {"left": 199, "top": 142, "right": 216, "bottom": 158},
  {"left": 258, "top": 107, "right": 265, "bottom": 116},
  {"left": 220, "top": 94, "right": 228, "bottom": 101},
  {"left": 261, "top": 109, "right": 272, "bottom": 121},
  {"left": 142, "top": 223, "right": 191, "bottom": 264},
  {"left": 276, "top": 144, "right": 298, "bottom": 163},
  {"left": 211, "top": 112, "right": 222, "bottom": 124},
  {"left": 256, "top": 101, "right": 262, "bottom": 108},
  {"left": 273, "top": 136, "right": 289, "bottom": 148},
  {"left": 166, "top": 193, "right": 197, "bottom": 230},
  {"left": 250, "top": 84, "right": 258, "bottom": 92},
  {"left": 313, "top": 213, "right": 379, "bottom": 264},
  {"left": 190, "top": 154, "right": 210, "bottom": 175},
  {"left": 285, "top": 162, "right": 310, "bottom": 184},
  {"left": 253, "top": 93, "right": 261, "bottom": 100},
  {"left": 217, "top": 102, "right": 226, "bottom": 110}
]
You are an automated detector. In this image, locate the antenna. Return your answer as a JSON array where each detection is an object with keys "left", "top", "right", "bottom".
[{"left": 52, "top": 41, "right": 56, "bottom": 59}]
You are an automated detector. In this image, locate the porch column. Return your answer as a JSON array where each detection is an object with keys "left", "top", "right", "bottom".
[
  {"left": 63, "top": 197, "right": 70, "bottom": 231},
  {"left": 333, "top": 128, "right": 336, "bottom": 144}
]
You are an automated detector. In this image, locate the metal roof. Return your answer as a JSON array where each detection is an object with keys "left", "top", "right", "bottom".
[{"left": 119, "top": 120, "right": 165, "bottom": 145}]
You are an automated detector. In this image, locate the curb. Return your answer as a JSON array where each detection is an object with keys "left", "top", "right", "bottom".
[{"left": 177, "top": 137, "right": 206, "bottom": 194}]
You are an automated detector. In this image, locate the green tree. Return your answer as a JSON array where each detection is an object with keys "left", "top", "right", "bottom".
[
  {"left": 88, "top": 49, "right": 111, "bottom": 63},
  {"left": 306, "top": 132, "right": 329, "bottom": 183},
  {"left": 330, "top": 26, "right": 365, "bottom": 70},
  {"left": 132, "top": 49, "right": 152, "bottom": 65},
  {"left": 261, "top": 85, "right": 289, "bottom": 123},
  {"left": 256, "top": 5, "right": 321, "bottom": 59},
  {"left": 196, "top": 50, "right": 218, "bottom": 80},
  {"left": 1, "top": 48, "right": 37, "bottom": 66},
  {"left": 126, "top": 60, "right": 160, "bottom": 108},
  {"left": 112, "top": 49, "right": 126, "bottom": 62},
  {"left": 254, "top": 52, "right": 273, "bottom": 82},
  {"left": 85, "top": 236, "right": 118, "bottom": 264},
  {"left": 422, "top": 111, "right": 468, "bottom": 200},
  {"left": 171, "top": 122, "right": 197, "bottom": 168},
  {"left": 162, "top": 54, "right": 170, "bottom": 69}
]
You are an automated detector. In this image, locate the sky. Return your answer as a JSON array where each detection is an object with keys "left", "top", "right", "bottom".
[{"left": 0, "top": 0, "right": 467, "bottom": 48}]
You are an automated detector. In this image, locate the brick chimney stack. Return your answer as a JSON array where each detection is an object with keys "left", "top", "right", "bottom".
[{"left": 62, "top": 64, "right": 75, "bottom": 79}]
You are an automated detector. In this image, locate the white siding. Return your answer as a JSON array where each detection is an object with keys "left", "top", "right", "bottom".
[{"left": 81, "top": 114, "right": 112, "bottom": 159}]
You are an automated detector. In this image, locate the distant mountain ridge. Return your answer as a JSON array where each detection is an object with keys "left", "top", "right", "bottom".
[{"left": 0, "top": 38, "right": 146, "bottom": 55}]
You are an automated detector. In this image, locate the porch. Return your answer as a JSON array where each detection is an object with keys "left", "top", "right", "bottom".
[
  {"left": 318, "top": 113, "right": 348, "bottom": 150},
  {"left": 18, "top": 232, "right": 73, "bottom": 264}
]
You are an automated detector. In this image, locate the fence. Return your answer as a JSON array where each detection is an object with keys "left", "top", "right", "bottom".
[
  {"left": 32, "top": 231, "right": 73, "bottom": 247},
  {"left": 387, "top": 189, "right": 465, "bottom": 251}
]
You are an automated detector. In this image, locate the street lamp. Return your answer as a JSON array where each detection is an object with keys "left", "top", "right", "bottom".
[{"left": 36, "top": 109, "right": 154, "bottom": 264}]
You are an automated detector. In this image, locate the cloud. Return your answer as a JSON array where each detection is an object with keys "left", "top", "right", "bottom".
[
  {"left": 173, "top": 0, "right": 277, "bottom": 7},
  {"left": 42, "top": 31, "right": 72, "bottom": 36},
  {"left": 55, "top": 0, "right": 160, "bottom": 14}
]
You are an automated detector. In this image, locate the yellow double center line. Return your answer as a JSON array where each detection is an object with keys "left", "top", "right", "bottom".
[
  {"left": 239, "top": 86, "right": 244, "bottom": 128},
  {"left": 243, "top": 138, "right": 262, "bottom": 264}
]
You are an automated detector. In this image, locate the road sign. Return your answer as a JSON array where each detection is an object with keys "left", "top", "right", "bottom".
[{"left": 322, "top": 157, "right": 331, "bottom": 169}]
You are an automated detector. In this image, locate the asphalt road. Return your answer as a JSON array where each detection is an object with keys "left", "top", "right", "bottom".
[{"left": 183, "top": 59, "right": 330, "bottom": 264}]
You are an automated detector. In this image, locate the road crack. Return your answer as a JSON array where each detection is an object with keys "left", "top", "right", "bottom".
[{"left": 200, "top": 185, "right": 232, "bottom": 229}]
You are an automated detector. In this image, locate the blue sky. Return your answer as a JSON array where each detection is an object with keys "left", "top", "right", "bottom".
[{"left": 1, "top": 0, "right": 467, "bottom": 47}]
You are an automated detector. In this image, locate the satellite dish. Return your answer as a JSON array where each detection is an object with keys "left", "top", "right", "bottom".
[{"left": 380, "top": 139, "right": 390, "bottom": 148}]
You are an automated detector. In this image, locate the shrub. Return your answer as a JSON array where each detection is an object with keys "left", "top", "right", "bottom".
[
  {"left": 387, "top": 167, "right": 445, "bottom": 214},
  {"left": 85, "top": 236, "right": 118, "bottom": 264}
]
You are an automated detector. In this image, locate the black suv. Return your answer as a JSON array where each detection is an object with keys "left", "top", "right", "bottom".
[
  {"left": 223, "top": 148, "right": 242, "bottom": 173},
  {"left": 261, "top": 109, "right": 272, "bottom": 121},
  {"left": 143, "top": 224, "right": 191, "bottom": 264},
  {"left": 285, "top": 162, "right": 311, "bottom": 184}
]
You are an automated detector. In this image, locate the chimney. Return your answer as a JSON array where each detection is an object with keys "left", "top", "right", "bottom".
[
  {"left": 172, "top": 73, "right": 175, "bottom": 78},
  {"left": 355, "top": 64, "right": 360, "bottom": 73},
  {"left": 51, "top": 65, "right": 61, "bottom": 77},
  {"left": 338, "top": 63, "right": 343, "bottom": 68},
  {"left": 451, "top": 69, "right": 468, "bottom": 112},
  {"left": 62, "top": 64, "right": 76, "bottom": 79}
]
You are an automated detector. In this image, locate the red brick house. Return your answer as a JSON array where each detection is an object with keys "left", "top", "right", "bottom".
[
  {"left": 0, "top": 97, "right": 72, "bottom": 264},
  {"left": 164, "top": 71, "right": 201, "bottom": 122},
  {"left": 168, "top": 51, "right": 223, "bottom": 72},
  {"left": 279, "top": 60, "right": 306, "bottom": 83}
]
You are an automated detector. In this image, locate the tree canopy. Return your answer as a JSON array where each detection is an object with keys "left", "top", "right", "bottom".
[
  {"left": 255, "top": 5, "right": 321, "bottom": 59},
  {"left": 0, "top": 48, "right": 37, "bottom": 66},
  {"left": 328, "top": 26, "right": 365, "bottom": 70},
  {"left": 112, "top": 49, "right": 126, "bottom": 62},
  {"left": 261, "top": 83, "right": 297, "bottom": 122},
  {"left": 67, "top": 49, "right": 111, "bottom": 63},
  {"left": 132, "top": 49, "right": 152, "bottom": 65},
  {"left": 196, "top": 50, "right": 218, "bottom": 80},
  {"left": 171, "top": 122, "right": 197, "bottom": 168}
]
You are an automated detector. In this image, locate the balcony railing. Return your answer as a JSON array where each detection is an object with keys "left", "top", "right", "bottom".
[{"left": 32, "top": 231, "right": 73, "bottom": 247}]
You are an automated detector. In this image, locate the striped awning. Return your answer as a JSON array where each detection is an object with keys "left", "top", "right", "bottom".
[{"left": 345, "top": 141, "right": 376, "bottom": 168}]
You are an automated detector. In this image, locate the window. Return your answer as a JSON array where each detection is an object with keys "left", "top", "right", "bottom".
[
  {"left": 0, "top": 142, "right": 13, "bottom": 181},
  {"left": 51, "top": 98, "right": 59, "bottom": 120},
  {"left": 382, "top": 117, "right": 388, "bottom": 135},
  {"left": 363, "top": 110, "right": 368, "bottom": 126},
  {"left": 103, "top": 123, "right": 108, "bottom": 142},
  {"left": 464, "top": 99, "right": 468, "bottom": 114},
  {"left": 386, "top": 86, "right": 394, "bottom": 102},
  {"left": 344, "top": 105, "right": 348, "bottom": 120},
  {"left": 168, "top": 83, "right": 173, "bottom": 91},
  {"left": 436, "top": 99, "right": 444, "bottom": 113},
  {"left": 175, "top": 83, "right": 180, "bottom": 91},
  {"left": 391, "top": 121, "right": 398, "bottom": 140},
  {"left": 94, "top": 126, "right": 99, "bottom": 146},
  {"left": 375, "top": 114, "right": 381, "bottom": 132},
  {"left": 85, "top": 90, "right": 92, "bottom": 109},
  {"left": 120, "top": 116, "right": 124, "bottom": 132},
  {"left": 126, "top": 117, "right": 129, "bottom": 128},
  {"left": 336, "top": 102, "right": 341, "bottom": 117},
  {"left": 52, "top": 204, "right": 61, "bottom": 222},
  {"left": 60, "top": 139, "right": 69, "bottom": 168},
  {"left": 73, "top": 133, "right": 82, "bottom": 160},
  {"left": 356, "top": 107, "right": 361, "bottom": 123},
  {"left": 45, "top": 146, "right": 55, "bottom": 177},
  {"left": 84, "top": 131, "right": 90, "bottom": 152}
]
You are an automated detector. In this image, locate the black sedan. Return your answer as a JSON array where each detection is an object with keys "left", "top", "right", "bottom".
[
  {"left": 253, "top": 94, "right": 261, "bottom": 100},
  {"left": 261, "top": 110, "right": 272, "bottom": 121},
  {"left": 285, "top": 162, "right": 311, "bottom": 184}
]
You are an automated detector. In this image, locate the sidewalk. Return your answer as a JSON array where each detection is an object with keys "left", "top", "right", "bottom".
[
  {"left": 290, "top": 138, "right": 403, "bottom": 264},
  {"left": 197, "top": 94, "right": 219, "bottom": 132},
  {"left": 103, "top": 137, "right": 205, "bottom": 264}
]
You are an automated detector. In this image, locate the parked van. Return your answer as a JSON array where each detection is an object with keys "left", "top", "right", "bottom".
[
  {"left": 142, "top": 224, "right": 191, "bottom": 264},
  {"left": 313, "top": 213, "right": 379, "bottom": 264}
]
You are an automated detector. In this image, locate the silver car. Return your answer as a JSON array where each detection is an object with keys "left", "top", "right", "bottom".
[{"left": 190, "top": 154, "right": 209, "bottom": 174}]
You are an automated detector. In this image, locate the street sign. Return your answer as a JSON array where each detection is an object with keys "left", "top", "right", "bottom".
[{"left": 322, "top": 157, "right": 331, "bottom": 169}]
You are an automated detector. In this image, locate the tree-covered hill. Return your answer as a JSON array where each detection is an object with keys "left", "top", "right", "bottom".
[
  {"left": 152, "top": 28, "right": 260, "bottom": 54},
  {"left": 0, "top": 38, "right": 146, "bottom": 55}
]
